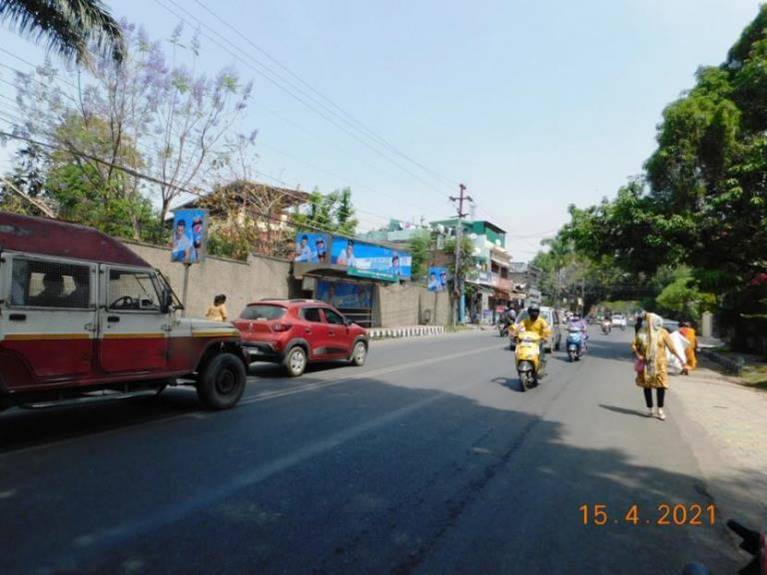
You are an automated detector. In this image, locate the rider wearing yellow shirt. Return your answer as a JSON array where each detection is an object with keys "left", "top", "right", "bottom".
[{"left": 513, "top": 304, "right": 551, "bottom": 366}]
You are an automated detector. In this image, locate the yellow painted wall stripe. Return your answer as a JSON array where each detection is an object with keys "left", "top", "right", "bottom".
[
  {"left": 102, "top": 333, "right": 165, "bottom": 340},
  {"left": 4, "top": 333, "right": 91, "bottom": 341},
  {"left": 192, "top": 331, "right": 239, "bottom": 338}
]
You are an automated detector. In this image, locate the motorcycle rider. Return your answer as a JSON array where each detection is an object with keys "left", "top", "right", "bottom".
[
  {"left": 569, "top": 313, "right": 589, "bottom": 351},
  {"left": 514, "top": 303, "right": 551, "bottom": 367},
  {"left": 498, "top": 302, "right": 516, "bottom": 335}
]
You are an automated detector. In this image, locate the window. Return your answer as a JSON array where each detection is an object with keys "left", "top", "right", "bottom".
[
  {"left": 324, "top": 309, "right": 345, "bottom": 325},
  {"left": 108, "top": 269, "right": 161, "bottom": 311},
  {"left": 10, "top": 258, "right": 91, "bottom": 309},
  {"left": 301, "top": 307, "right": 323, "bottom": 323},
  {"left": 240, "top": 305, "right": 286, "bottom": 320}
]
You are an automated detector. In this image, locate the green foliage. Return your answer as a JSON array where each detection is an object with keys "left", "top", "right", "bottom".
[
  {"left": 0, "top": 0, "right": 124, "bottom": 64},
  {"left": 655, "top": 270, "right": 716, "bottom": 323},
  {"left": 293, "top": 187, "right": 359, "bottom": 236},
  {"left": 444, "top": 236, "right": 478, "bottom": 287},
  {"left": 407, "top": 230, "right": 432, "bottom": 281}
]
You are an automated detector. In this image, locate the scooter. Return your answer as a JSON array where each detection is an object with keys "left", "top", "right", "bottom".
[
  {"left": 515, "top": 330, "right": 543, "bottom": 390},
  {"left": 566, "top": 327, "right": 585, "bottom": 362},
  {"left": 601, "top": 320, "right": 612, "bottom": 335},
  {"left": 498, "top": 322, "right": 509, "bottom": 338},
  {"left": 682, "top": 519, "right": 765, "bottom": 574}
]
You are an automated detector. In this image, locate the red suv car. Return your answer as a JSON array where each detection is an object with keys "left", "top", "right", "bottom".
[{"left": 234, "top": 299, "right": 369, "bottom": 376}]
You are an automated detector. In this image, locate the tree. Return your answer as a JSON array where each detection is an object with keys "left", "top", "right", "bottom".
[
  {"left": 293, "top": 187, "right": 359, "bottom": 236},
  {"left": 407, "top": 229, "right": 432, "bottom": 281},
  {"left": 0, "top": 0, "right": 124, "bottom": 63},
  {"left": 655, "top": 269, "right": 716, "bottom": 323},
  {"left": 11, "top": 21, "right": 253, "bottom": 227}
]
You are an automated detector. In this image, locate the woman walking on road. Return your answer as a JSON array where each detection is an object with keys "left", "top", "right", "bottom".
[{"left": 632, "top": 313, "right": 687, "bottom": 420}]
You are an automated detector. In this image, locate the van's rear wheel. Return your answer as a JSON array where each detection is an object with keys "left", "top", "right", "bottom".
[{"left": 196, "top": 353, "right": 247, "bottom": 410}]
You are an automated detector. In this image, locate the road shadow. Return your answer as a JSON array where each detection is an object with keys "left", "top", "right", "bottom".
[
  {"left": 1, "top": 369, "right": 757, "bottom": 575},
  {"left": 491, "top": 376, "right": 526, "bottom": 392},
  {"left": 598, "top": 403, "right": 651, "bottom": 419}
]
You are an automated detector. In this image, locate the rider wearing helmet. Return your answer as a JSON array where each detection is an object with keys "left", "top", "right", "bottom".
[{"left": 514, "top": 303, "right": 552, "bottom": 364}]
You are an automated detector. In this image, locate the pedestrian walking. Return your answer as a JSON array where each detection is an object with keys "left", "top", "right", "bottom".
[
  {"left": 205, "top": 294, "right": 228, "bottom": 322},
  {"left": 632, "top": 312, "right": 687, "bottom": 420},
  {"left": 678, "top": 320, "right": 698, "bottom": 371}
]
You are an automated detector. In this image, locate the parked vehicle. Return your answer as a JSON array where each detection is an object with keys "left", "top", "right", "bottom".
[
  {"left": 566, "top": 327, "right": 585, "bottom": 362},
  {"left": 514, "top": 330, "right": 543, "bottom": 390},
  {"left": 235, "top": 299, "right": 369, "bottom": 377},
  {"left": 611, "top": 313, "right": 627, "bottom": 330},
  {"left": 510, "top": 305, "right": 561, "bottom": 352},
  {"left": 601, "top": 318, "right": 612, "bottom": 335},
  {"left": 0, "top": 212, "right": 248, "bottom": 412}
]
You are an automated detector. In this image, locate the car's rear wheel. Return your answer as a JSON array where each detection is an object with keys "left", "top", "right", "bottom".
[
  {"left": 196, "top": 353, "right": 247, "bottom": 410},
  {"left": 284, "top": 346, "right": 307, "bottom": 377},
  {"left": 350, "top": 341, "right": 367, "bottom": 366}
]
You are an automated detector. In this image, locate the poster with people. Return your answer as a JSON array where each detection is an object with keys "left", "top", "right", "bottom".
[
  {"left": 316, "top": 280, "right": 372, "bottom": 309},
  {"left": 293, "top": 232, "right": 329, "bottom": 263},
  {"left": 330, "top": 237, "right": 411, "bottom": 281},
  {"left": 171, "top": 209, "right": 207, "bottom": 264},
  {"left": 427, "top": 267, "right": 448, "bottom": 292}
]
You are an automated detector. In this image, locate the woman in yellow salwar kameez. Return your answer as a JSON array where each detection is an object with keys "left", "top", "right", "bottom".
[{"left": 632, "top": 313, "right": 687, "bottom": 420}]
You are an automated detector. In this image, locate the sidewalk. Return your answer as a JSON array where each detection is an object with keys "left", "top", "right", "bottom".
[{"left": 671, "top": 362, "right": 767, "bottom": 528}]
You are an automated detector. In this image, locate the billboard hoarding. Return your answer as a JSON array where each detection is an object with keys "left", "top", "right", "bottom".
[
  {"left": 171, "top": 209, "right": 207, "bottom": 264},
  {"left": 330, "top": 237, "right": 411, "bottom": 281},
  {"left": 427, "top": 266, "right": 448, "bottom": 292},
  {"left": 293, "top": 232, "right": 330, "bottom": 263}
]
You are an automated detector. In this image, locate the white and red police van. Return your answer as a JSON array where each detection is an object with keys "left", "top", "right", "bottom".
[{"left": 0, "top": 212, "right": 248, "bottom": 411}]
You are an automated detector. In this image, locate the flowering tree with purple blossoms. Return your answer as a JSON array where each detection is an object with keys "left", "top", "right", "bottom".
[{"left": 8, "top": 20, "right": 254, "bottom": 236}]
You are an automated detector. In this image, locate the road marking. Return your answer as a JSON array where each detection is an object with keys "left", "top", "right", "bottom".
[{"left": 239, "top": 342, "right": 502, "bottom": 405}]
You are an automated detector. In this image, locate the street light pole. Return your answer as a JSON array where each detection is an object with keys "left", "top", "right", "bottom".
[{"left": 450, "top": 183, "right": 472, "bottom": 326}]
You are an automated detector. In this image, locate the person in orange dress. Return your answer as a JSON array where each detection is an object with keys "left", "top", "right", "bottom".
[{"left": 678, "top": 321, "right": 698, "bottom": 370}]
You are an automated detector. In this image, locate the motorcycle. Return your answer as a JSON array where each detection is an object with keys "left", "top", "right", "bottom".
[
  {"left": 498, "top": 322, "right": 509, "bottom": 338},
  {"left": 682, "top": 519, "right": 766, "bottom": 575},
  {"left": 601, "top": 320, "right": 612, "bottom": 335},
  {"left": 515, "top": 330, "right": 543, "bottom": 390},
  {"left": 566, "top": 327, "right": 585, "bottom": 362}
]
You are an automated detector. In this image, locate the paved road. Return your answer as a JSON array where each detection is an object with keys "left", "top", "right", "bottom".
[{"left": 0, "top": 329, "right": 752, "bottom": 574}]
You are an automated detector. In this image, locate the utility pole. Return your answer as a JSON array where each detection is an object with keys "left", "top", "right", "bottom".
[{"left": 450, "top": 183, "right": 472, "bottom": 326}]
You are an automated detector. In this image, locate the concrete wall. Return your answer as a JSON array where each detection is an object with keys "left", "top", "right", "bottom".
[
  {"left": 376, "top": 282, "right": 450, "bottom": 327},
  {"left": 123, "top": 241, "right": 292, "bottom": 319}
]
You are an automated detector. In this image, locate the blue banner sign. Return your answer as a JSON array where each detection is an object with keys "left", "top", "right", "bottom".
[
  {"left": 329, "top": 237, "right": 411, "bottom": 281},
  {"left": 293, "top": 232, "right": 330, "bottom": 263},
  {"left": 427, "top": 267, "right": 448, "bottom": 292},
  {"left": 316, "top": 280, "right": 373, "bottom": 309},
  {"left": 171, "top": 209, "right": 207, "bottom": 264}
]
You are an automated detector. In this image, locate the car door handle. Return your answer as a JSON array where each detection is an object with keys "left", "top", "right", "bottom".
[
  {"left": 107, "top": 315, "right": 120, "bottom": 323},
  {"left": 328, "top": 331, "right": 336, "bottom": 336},
  {"left": 304, "top": 328, "right": 312, "bottom": 334},
  {"left": 9, "top": 313, "right": 26, "bottom": 321}
]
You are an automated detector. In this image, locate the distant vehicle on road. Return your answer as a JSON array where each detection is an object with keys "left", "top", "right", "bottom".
[
  {"left": 235, "top": 299, "right": 369, "bottom": 377},
  {"left": 0, "top": 212, "right": 249, "bottom": 412},
  {"left": 611, "top": 313, "right": 627, "bottom": 330},
  {"left": 510, "top": 305, "right": 561, "bottom": 352}
]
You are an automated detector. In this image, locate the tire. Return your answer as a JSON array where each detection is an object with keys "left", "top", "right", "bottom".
[
  {"left": 350, "top": 341, "right": 367, "bottom": 367},
  {"left": 196, "top": 353, "right": 247, "bottom": 410},
  {"left": 284, "top": 345, "right": 308, "bottom": 377}
]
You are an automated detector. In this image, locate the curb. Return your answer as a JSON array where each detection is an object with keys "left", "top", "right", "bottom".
[
  {"left": 368, "top": 326, "right": 445, "bottom": 340},
  {"left": 700, "top": 349, "right": 745, "bottom": 375}
]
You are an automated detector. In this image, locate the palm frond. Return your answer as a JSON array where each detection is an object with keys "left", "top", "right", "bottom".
[{"left": 0, "top": 0, "right": 124, "bottom": 63}]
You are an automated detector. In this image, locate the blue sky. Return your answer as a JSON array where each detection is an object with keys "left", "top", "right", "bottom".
[{"left": 0, "top": 0, "right": 760, "bottom": 259}]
